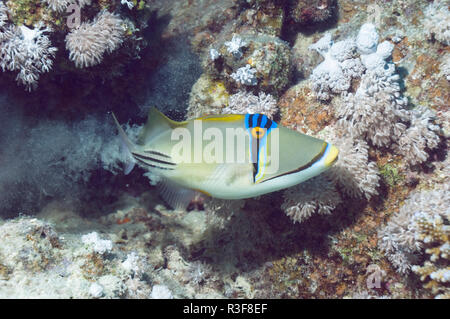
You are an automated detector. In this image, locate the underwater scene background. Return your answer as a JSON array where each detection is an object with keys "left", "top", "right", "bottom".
[{"left": 0, "top": 0, "right": 448, "bottom": 299}]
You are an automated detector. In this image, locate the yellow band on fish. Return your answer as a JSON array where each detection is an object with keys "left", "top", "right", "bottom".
[
  {"left": 198, "top": 114, "right": 245, "bottom": 122},
  {"left": 323, "top": 144, "right": 339, "bottom": 167},
  {"left": 193, "top": 188, "right": 212, "bottom": 197},
  {"left": 251, "top": 127, "right": 266, "bottom": 139}
]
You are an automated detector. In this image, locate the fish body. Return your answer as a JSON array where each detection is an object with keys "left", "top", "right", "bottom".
[{"left": 113, "top": 108, "right": 339, "bottom": 207}]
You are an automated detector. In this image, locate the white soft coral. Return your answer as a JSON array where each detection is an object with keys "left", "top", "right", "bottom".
[
  {"left": 309, "top": 33, "right": 364, "bottom": 100},
  {"left": 0, "top": 23, "right": 57, "bottom": 90},
  {"left": 423, "top": 1, "right": 450, "bottom": 46}
]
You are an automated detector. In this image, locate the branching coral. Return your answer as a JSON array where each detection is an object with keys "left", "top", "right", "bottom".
[
  {"left": 441, "top": 53, "right": 450, "bottom": 81},
  {"left": 395, "top": 106, "right": 441, "bottom": 166},
  {"left": 230, "top": 64, "right": 258, "bottom": 86},
  {"left": 120, "top": 0, "right": 134, "bottom": 10},
  {"left": 356, "top": 23, "right": 379, "bottom": 55},
  {"left": 0, "top": 2, "right": 7, "bottom": 29},
  {"left": 331, "top": 24, "right": 441, "bottom": 167},
  {"left": 309, "top": 33, "right": 364, "bottom": 100},
  {"left": 223, "top": 90, "right": 278, "bottom": 118},
  {"left": 423, "top": 1, "right": 450, "bottom": 46},
  {"left": 411, "top": 209, "right": 450, "bottom": 299},
  {"left": 42, "top": 0, "right": 70, "bottom": 12},
  {"left": 336, "top": 63, "right": 409, "bottom": 148},
  {"left": 281, "top": 126, "right": 380, "bottom": 224},
  {"left": 65, "top": 10, "right": 125, "bottom": 68},
  {"left": 326, "top": 133, "right": 380, "bottom": 200},
  {"left": 378, "top": 185, "right": 450, "bottom": 280},
  {"left": 0, "top": 20, "right": 57, "bottom": 90},
  {"left": 338, "top": 65, "right": 440, "bottom": 166},
  {"left": 43, "top": 0, "right": 92, "bottom": 12},
  {"left": 281, "top": 174, "right": 342, "bottom": 224},
  {"left": 225, "top": 34, "right": 247, "bottom": 58}
]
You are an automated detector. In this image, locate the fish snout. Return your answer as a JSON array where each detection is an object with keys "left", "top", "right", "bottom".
[{"left": 324, "top": 144, "right": 339, "bottom": 167}]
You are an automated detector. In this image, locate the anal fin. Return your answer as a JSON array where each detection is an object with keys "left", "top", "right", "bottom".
[{"left": 158, "top": 178, "right": 197, "bottom": 211}]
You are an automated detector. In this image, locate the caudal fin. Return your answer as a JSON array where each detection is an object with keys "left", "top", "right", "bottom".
[{"left": 111, "top": 113, "right": 136, "bottom": 175}]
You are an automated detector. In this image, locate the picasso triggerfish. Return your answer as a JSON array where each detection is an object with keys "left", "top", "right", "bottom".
[{"left": 113, "top": 108, "right": 339, "bottom": 209}]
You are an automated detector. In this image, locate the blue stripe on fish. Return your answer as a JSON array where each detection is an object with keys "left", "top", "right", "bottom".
[
  {"left": 245, "top": 114, "right": 278, "bottom": 183},
  {"left": 245, "top": 114, "right": 277, "bottom": 131}
]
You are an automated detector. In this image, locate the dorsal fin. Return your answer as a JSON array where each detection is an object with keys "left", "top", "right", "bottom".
[{"left": 139, "top": 107, "right": 187, "bottom": 144}]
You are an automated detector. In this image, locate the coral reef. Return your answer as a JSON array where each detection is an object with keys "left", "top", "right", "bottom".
[
  {"left": 42, "top": 0, "right": 70, "bottom": 13},
  {"left": 395, "top": 106, "right": 441, "bottom": 166},
  {"left": 378, "top": 185, "right": 449, "bottom": 282},
  {"left": 223, "top": 90, "right": 278, "bottom": 118},
  {"left": 230, "top": 64, "right": 258, "bottom": 86},
  {"left": 0, "top": 215, "right": 155, "bottom": 298},
  {"left": 187, "top": 74, "right": 230, "bottom": 118},
  {"left": 441, "top": 53, "right": 450, "bottom": 81},
  {"left": 309, "top": 33, "right": 364, "bottom": 100},
  {"left": 0, "top": 17, "right": 57, "bottom": 90},
  {"left": 205, "top": 33, "right": 292, "bottom": 96},
  {"left": 82, "top": 232, "right": 113, "bottom": 255},
  {"left": 234, "top": 0, "right": 284, "bottom": 37},
  {"left": 326, "top": 23, "right": 442, "bottom": 167},
  {"left": 423, "top": 1, "right": 450, "bottom": 46},
  {"left": 150, "top": 285, "right": 174, "bottom": 299},
  {"left": 0, "top": 1, "right": 148, "bottom": 91},
  {"left": 190, "top": 31, "right": 292, "bottom": 118},
  {"left": 281, "top": 126, "right": 380, "bottom": 224},
  {"left": 0, "top": 0, "right": 447, "bottom": 300},
  {"left": 224, "top": 34, "right": 247, "bottom": 58},
  {"left": 411, "top": 208, "right": 450, "bottom": 299},
  {"left": 43, "top": 0, "right": 92, "bottom": 12},
  {"left": 65, "top": 10, "right": 126, "bottom": 68},
  {"left": 281, "top": 174, "right": 342, "bottom": 224},
  {"left": 0, "top": 2, "right": 7, "bottom": 28},
  {"left": 287, "top": 0, "right": 336, "bottom": 25},
  {"left": 277, "top": 80, "right": 334, "bottom": 132},
  {"left": 336, "top": 63, "right": 409, "bottom": 148},
  {"left": 325, "top": 133, "right": 380, "bottom": 200}
]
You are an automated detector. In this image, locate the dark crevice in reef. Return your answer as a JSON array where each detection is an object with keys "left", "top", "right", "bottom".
[
  {"left": 186, "top": 190, "right": 369, "bottom": 274},
  {"left": 0, "top": 8, "right": 202, "bottom": 218}
]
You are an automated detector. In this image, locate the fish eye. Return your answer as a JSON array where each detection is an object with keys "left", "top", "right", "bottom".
[{"left": 251, "top": 127, "right": 265, "bottom": 139}]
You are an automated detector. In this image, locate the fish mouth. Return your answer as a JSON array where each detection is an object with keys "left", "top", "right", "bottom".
[{"left": 324, "top": 144, "right": 339, "bottom": 167}]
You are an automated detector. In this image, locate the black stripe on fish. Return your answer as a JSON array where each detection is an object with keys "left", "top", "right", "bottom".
[
  {"left": 132, "top": 152, "right": 176, "bottom": 166},
  {"left": 264, "top": 117, "right": 273, "bottom": 129},
  {"left": 134, "top": 157, "right": 175, "bottom": 170},
  {"left": 247, "top": 114, "right": 254, "bottom": 128},
  {"left": 260, "top": 142, "right": 328, "bottom": 183},
  {"left": 143, "top": 150, "right": 172, "bottom": 159},
  {"left": 256, "top": 114, "right": 263, "bottom": 128},
  {"left": 253, "top": 136, "right": 260, "bottom": 183}
]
